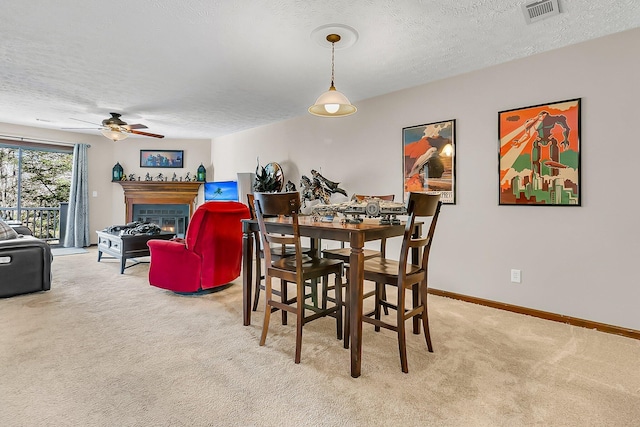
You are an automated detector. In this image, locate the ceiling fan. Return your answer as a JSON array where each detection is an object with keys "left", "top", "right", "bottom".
[{"left": 64, "top": 113, "right": 165, "bottom": 141}]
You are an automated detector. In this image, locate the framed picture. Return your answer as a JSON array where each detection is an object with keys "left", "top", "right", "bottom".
[
  {"left": 140, "top": 150, "right": 184, "bottom": 168},
  {"left": 498, "top": 98, "right": 581, "bottom": 206},
  {"left": 403, "top": 119, "right": 456, "bottom": 204}
]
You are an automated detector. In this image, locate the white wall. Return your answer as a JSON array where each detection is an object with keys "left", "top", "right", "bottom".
[{"left": 212, "top": 28, "right": 640, "bottom": 331}]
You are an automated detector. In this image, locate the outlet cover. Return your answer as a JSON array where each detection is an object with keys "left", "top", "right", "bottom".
[{"left": 510, "top": 269, "right": 522, "bottom": 283}]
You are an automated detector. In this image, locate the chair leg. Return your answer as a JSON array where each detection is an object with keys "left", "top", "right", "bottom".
[
  {"left": 397, "top": 284, "right": 409, "bottom": 373},
  {"left": 343, "top": 282, "right": 350, "bottom": 349},
  {"left": 380, "top": 284, "right": 389, "bottom": 315},
  {"left": 281, "top": 280, "right": 288, "bottom": 325},
  {"left": 252, "top": 255, "right": 262, "bottom": 311},
  {"left": 321, "top": 275, "right": 329, "bottom": 310},
  {"left": 294, "top": 279, "right": 305, "bottom": 364},
  {"left": 420, "top": 280, "right": 433, "bottom": 352},
  {"left": 374, "top": 283, "right": 382, "bottom": 332},
  {"left": 412, "top": 283, "right": 421, "bottom": 334},
  {"left": 398, "top": 321, "right": 409, "bottom": 374},
  {"left": 259, "top": 276, "right": 273, "bottom": 346},
  {"left": 334, "top": 273, "right": 343, "bottom": 340}
]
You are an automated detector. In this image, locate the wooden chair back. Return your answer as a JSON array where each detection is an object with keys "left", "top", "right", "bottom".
[
  {"left": 253, "top": 192, "right": 303, "bottom": 272},
  {"left": 399, "top": 192, "right": 442, "bottom": 274}
]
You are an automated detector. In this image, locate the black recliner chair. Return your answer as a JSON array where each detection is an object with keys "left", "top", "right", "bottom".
[{"left": 0, "top": 226, "right": 52, "bottom": 298}]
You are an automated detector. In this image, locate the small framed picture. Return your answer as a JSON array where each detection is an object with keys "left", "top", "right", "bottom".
[
  {"left": 403, "top": 119, "right": 456, "bottom": 204},
  {"left": 140, "top": 150, "right": 184, "bottom": 168}
]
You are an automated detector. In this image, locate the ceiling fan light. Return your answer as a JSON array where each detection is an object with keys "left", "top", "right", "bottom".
[
  {"left": 100, "top": 128, "right": 129, "bottom": 141},
  {"left": 308, "top": 86, "right": 357, "bottom": 117}
]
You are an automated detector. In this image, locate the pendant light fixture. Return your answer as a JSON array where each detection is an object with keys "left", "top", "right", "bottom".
[
  {"left": 309, "top": 30, "right": 357, "bottom": 117},
  {"left": 100, "top": 127, "right": 129, "bottom": 142}
]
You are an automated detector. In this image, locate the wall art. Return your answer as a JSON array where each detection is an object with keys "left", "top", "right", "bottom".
[
  {"left": 140, "top": 150, "right": 184, "bottom": 168},
  {"left": 403, "top": 119, "right": 456, "bottom": 204},
  {"left": 498, "top": 98, "right": 580, "bottom": 205}
]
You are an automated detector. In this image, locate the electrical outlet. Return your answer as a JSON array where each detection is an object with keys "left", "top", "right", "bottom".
[{"left": 510, "top": 269, "right": 522, "bottom": 283}]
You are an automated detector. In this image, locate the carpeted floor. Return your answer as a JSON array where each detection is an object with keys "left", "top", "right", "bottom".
[
  {"left": 1, "top": 248, "right": 639, "bottom": 426},
  {"left": 51, "top": 247, "right": 88, "bottom": 256}
]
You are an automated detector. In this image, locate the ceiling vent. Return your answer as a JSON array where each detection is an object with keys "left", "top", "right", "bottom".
[{"left": 522, "top": 0, "right": 560, "bottom": 24}]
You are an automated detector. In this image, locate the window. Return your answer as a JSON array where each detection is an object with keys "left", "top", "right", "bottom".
[{"left": 0, "top": 140, "right": 73, "bottom": 242}]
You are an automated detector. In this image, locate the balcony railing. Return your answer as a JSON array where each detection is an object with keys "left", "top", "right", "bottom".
[{"left": 0, "top": 204, "right": 66, "bottom": 244}]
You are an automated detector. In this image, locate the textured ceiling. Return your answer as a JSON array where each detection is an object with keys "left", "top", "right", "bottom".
[{"left": 0, "top": 0, "right": 638, "bottom": 140}]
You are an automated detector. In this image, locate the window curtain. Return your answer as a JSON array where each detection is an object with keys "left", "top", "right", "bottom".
[{"left": 64, "top": 143, "right": 90, "bottom": 247}]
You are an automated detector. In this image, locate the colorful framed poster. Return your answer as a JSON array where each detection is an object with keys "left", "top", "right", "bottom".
[
  {"left": 140, "top": 150, "right": 184, "bottom": 168},
  {"left": 498, "top": 98, "right": 580, "bottom": 206},
  {"left": 403, "top": 119, "right": 456, "bottom": 204}
]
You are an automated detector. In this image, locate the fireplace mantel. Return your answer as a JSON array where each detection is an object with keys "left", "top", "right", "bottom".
[{"left": 118, "top": 181, "right": 202, "bottom": 223}]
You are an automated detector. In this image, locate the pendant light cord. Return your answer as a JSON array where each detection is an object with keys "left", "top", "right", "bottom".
[{"left": 330, "top": 41, "right": 335, "bottom": 89}]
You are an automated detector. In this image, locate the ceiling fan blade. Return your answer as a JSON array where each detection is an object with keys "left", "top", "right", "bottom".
[
  {"left": 130, "top": 129, "right": 165, "bottom": 138},
  {"left": 61, "top": 127, "right": 101, "bottom": 130},
  {"left": 125, "top": 124, "right": 148, "bottom": 130},
  {"left": 70, "top": 118, "right": 101, "bottom": 125}
]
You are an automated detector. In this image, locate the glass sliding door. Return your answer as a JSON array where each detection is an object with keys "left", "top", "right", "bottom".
[{"left": 0, "top": 142, "right": 73, "bottom": 244}]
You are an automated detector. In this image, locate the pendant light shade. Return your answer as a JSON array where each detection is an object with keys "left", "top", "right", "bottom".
[
  {"left": 309, "top": 33, "right": 356, "bottom": 117},
  {"left": 309, "top": 86, "right": 357, "bottom": 116}
]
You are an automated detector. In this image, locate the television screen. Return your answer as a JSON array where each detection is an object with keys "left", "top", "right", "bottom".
[{"left": 204, "top": 181, "right": 239, "bottom": 201}]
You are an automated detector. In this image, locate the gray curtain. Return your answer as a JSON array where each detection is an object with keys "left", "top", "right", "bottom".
[{"left": 64, "top": 143, "right": 90, "bottom": 247}]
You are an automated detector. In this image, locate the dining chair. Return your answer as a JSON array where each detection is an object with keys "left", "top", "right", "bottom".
[
  {"left": 254, "top": 191, "right": 344, "bottom": 364},
  {"left": 247, "top": 193, "right": 312, "bottom": 313},
  {"left": 360, "top": 192, "right": 442, "bottom": 373}
]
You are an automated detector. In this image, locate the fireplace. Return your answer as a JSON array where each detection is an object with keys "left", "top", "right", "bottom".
[
  {"left": 118, "top": 181, "right": 203, "bottom": 237},
  {"left": 132, "top": 204, "right": 189, "bottom": 236}
]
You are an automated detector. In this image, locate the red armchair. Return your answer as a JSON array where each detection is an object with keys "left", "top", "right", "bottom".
[{"left": 147, "top": 201, "right": 250, "bottom": 293}]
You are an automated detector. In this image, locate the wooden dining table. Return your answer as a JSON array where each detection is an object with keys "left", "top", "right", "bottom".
[{"left": 241, "top": 216, "right": 417, "bottom": 378}]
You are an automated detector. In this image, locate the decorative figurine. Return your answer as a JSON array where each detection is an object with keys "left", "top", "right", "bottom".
[
  {"left": 285, "top": 180, "right": 296, "bottom": 192},
  {"left": 128, "top": 174, "right": 136, "bottom": 181},
  {"left": 184, "top": 172, "right": 191, "bottom": 181},
  {"left": 155, "top": 173, "right": 164, "bottom": 182},
  {"left": 311, "top": 169, "right": 347, "bottom": 197},
  {"left": 145, "top": 173, "right": 152, "bottom": 181},
  {"left": 172, "top": 173, "right": 177, "bottom": 182},
  {"left": 300, "top": 169, "right": 347, "bottom": 205}
]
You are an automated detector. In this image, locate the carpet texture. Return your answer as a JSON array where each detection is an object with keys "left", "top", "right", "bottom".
[
  {"left": 1, "top": 248, "right": 639, "bottom": 426},
  {"left": 51, "top": 247, "right": 88, "bottom": 257}
]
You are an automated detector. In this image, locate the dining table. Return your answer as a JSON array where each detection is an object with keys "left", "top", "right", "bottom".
[{"left": 241, "top": 215, "right": 420, "bottom": 378}]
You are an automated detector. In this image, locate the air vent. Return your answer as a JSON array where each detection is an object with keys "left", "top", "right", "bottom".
[{"left": 522, "top": 0, "right": 560, "bottom": 24}]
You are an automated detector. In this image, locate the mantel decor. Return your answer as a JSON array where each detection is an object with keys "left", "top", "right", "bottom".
[
  {"left": 112, "top": 162, "right": 124, "bottom": 182},
  {"left": 118, "top": 181, "right": 202, "bottom": 223}
]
